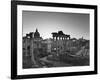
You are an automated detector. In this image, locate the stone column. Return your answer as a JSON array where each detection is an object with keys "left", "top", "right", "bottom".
[
  {"left": 56, "top": 36, "right": 58, "bottom": 41},
  {"left": 65, "top": 37, "right": 67, "bottom": 40},
  {"left": 69, "top": 36, "right": 70, "bottom": 40},
  {"left": 56, "top": 36, "right": 58, "bottom": 56},
  {"left": 59, "top": 37, "right": 60, "bottom": 40},
  {"left": 63, "top": 37, "right": 65, "bottom": 40},
  {"left": 53, "top": 36, "right": 54, "bottom": 41},
  {"left": 62, "top": 37, "right": 63, "bottom": 40}
]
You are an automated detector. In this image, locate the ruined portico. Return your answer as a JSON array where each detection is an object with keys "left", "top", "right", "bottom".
[{"left": 52, "top": 31, "right": 70, "bottom": 55}]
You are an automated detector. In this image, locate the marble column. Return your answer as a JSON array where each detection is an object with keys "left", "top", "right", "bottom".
[
  {"left": 53, "top": 36, "right": 54, "bottom": 41},
  {"left": 59, "top": 37, "right": 60, "bottom": 40},
  {"left": 56, "top": 36, "right": 58, "bottom": 41}
]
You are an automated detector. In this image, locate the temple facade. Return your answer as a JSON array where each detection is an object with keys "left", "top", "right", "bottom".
[{"left": 51, "top": 31, "right": 70, "bottom": 55}]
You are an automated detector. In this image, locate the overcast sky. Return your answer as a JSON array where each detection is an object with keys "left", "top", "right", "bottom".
[{"left": 22, "top": 11, "right": 89, "bottom": 39}]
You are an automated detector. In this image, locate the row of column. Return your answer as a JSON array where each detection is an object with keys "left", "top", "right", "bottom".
[{"left": 53, "top": 36, "right": 70, "bottom": 41}]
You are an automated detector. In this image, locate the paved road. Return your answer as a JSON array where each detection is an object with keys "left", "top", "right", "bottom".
[{"left": 40, "top": 56, "right": 71, "bottom": 67}]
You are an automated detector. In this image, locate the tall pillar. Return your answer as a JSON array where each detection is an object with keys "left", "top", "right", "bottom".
[
  {"left": 59, "top": 37, "right": 60, "bottom": 40},
  {"left": 66, "top": 37, "right": 67, "bottom": 40},
  {"left": 53, "top": 36, "right": 54, "bottom": 41},
  {"left": 62, "top": 37, "right": 63, "bottom": 40},
  {"left": 65, "top": 37, "right": 66, "bottom": 40},
  {"left": 56, "top": 36, "right": 58, "bottom": 56},
  {"left": 69, "top": 36, "right": 70, "bottom": 40},
  {"left": 56, "top": 36, "right": 57, "bottom": 41}
]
